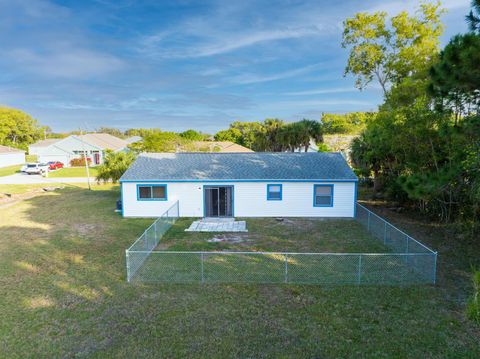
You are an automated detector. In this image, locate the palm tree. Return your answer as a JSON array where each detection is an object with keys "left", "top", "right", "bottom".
[
  {"left": 297, "top": 119, "right": 323, "bottom": 152},
  {"left": 263, "top": 118, "right": 285, "bottom": 151}
]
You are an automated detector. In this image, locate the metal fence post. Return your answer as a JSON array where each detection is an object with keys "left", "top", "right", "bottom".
[
  {"left": 284, "top": 254, "right": 288, "bottom": 283},
  {"left": 433, "top": 252, "right": 437, "bottom": 285},
  {"left": 357, "top": 255, "right": 362, "bottom": 285},
  {"left": 201, "top": 253, "right": 204, "bottom": 283},
  {"left": 367, "top": 211, "right": 371, "bottom": 232},
  {"left": 126, "top": 250, "right": 131, "bottom": 282},
  {"left": 384, "top": 221, "right": 387, "bottom": 245},
  {"left": 405, "top": 235, "right": 410, "bottom": 264}
]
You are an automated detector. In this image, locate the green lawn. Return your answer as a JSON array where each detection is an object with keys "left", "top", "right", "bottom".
[
  {"left": 0, "top": 164, "right": 21, "bottom": 177},
  {"left": 0, "top": 186, "right": 479, "bottom": 357},
  {"left": 160, "top": 217, "right": 388, "bottom": 252},
  {"left": 47, "top": 166, "right": 98, "bottom": 178}
]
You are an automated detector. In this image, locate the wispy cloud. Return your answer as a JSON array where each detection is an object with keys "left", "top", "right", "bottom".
[
  {"left": 139, "top": 26, "right": 323, "bottom": 58},
  {"left": 285, "top": 83, "right": 383, "bottom": 95},
  {"left": 226, "top": 63, "right": 325, "bottom": 85},
  {"left": 9, "top": 46, "right": 125, "bottom": 79},
  {"left": 366, "top": 0, "right": 470, "bottom": 15},
  {"left": 285, "top": 87, "right": 357, "bottom": 96}
]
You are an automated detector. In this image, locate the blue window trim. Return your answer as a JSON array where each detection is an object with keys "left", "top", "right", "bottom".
[
  {"left": 136, "top": 184, "right": 168, "bottom": 201},
  {"left": 313, "top": 184, "right": 334, "bottom": 207},
  {"left": 202, "top": 185, "right": 234, "bottom": 217},
  {"left": 267, "top": 184, "right": 283, "bottom": 201}
]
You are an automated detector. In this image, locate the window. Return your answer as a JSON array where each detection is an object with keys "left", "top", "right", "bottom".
[
  {"left": 267, "top": 184, "right": 282, "bottom": 200},
  {"left": 314, "top": 185, "right": 333, "bottom": 207},
  {"left": 137, "top": 185, "right": 167, "bottom": 200}
]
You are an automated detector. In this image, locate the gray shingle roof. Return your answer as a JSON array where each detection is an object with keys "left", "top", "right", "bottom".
[{"left": 120, "top": 152, "right": 357, "bottom": 181}]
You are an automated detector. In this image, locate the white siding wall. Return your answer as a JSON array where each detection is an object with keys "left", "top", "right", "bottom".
[
  {"left": 0, "top": 153, "right": 25, "bottom": 168},
  {"left": 122, "top": 181, "right": 356, "bottom": 218}
]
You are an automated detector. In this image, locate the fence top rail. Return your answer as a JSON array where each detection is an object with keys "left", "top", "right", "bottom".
[
  {"left": 126, "top": 250, "right": 436, "bottom": 256},
  {"left": 356, "top": 203, "right": 436, "bottom": 254},
  {"left": 126, "top": 201, "right": 179, "bottom": 252}
]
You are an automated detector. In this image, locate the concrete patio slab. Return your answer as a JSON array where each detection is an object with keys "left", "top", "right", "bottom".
[{"left": 185, "top": 218, "right": 248, "bottom": 232}]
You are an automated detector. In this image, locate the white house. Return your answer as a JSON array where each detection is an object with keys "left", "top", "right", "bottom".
[
  {"left": 0, "top": 145, "right": 25, "bottom": 168},
  {"left": 120, "top": 152, "right": 358, "bottom": 218},
  {"left": 29, "top": 133, "right": 129, "bottom": 166}
]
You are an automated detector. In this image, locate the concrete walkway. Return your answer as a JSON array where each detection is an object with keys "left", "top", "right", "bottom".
[
  {"left": 185, "top": 218, "right": 248, "bottom": 232},
  {"left": 0, "top": 173, "right": 92, "bottom": 184}
]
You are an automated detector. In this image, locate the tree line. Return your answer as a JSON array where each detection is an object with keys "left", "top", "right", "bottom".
[{"left": 343, "top": 1, "right": 479, "bottom": 235}]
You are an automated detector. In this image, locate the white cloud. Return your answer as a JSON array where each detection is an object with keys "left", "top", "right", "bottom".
[
  {"left": 193, "top": 27, "right": 322, "bottom": 57},
  {"left": 285, "top": 87, "right": 357, "bottom": 96},
  {"left": 140, "top": 26, "right": 323, "bottom": 58},
  {"left": 10, "top": 47, "right": 125, "bottom": 79},
  {"left": 367, "top": 0, "right": 470, "bottom": 15},
  {"left": 227, "top": 63, "right": 324, "bottom": 85}
]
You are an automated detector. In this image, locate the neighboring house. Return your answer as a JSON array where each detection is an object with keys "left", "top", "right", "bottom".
[
  {"left": 189, "top": 141, "right": 254, "bottom": 153},
  {"left": 120, "top": 152, "right": 357, "bottom": 218},
  {"left": 29, "top": 133, "right": 129, "bottom": 166},
  {"left": 0, "top": 145, "right": 25, "bottom": 168}
]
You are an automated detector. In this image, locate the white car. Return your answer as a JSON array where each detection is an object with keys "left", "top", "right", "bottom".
[{"left": 21, "top": 163, "right": 49, "bottom": 175}]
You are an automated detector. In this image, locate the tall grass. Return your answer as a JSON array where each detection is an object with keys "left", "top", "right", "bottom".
[{"left": 467, "top": 269, "right": 480, "bottom": 324}]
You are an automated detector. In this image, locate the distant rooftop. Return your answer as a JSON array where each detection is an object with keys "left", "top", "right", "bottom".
[
  {"left": 29, "top": 138, "right": 62, "bottom": 148},
  {"left": 78, "top": 133, "right": 128, "bottom": 151},
  {"left": 121, "top": 152, "right": 357, "bottom": 182},
  {"left": 189, "top": 141, "right": 254, "bottom": 153}
]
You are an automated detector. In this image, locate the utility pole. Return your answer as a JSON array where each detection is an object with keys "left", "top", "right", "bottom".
[{"left": 80, "top": 129, "right": 91, "bottom": 190}]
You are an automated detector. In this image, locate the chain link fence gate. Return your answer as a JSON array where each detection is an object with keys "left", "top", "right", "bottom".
[{"left": 126, "top": 202, "right": 437, "bottom": 285}]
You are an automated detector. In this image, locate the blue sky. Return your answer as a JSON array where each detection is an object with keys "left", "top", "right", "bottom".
[{"left": 0, "top": 0, "right": 472, "bottom": 133}]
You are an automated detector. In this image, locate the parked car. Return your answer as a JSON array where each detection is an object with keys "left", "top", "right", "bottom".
[
  {"left": 21, "top": 163, "right": 49, "bottom": 175},
  {"left": 47, "top": 161, "right": 64, "bottom": 170}
]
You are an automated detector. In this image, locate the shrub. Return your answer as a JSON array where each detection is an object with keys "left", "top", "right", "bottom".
[
  {"left": 70, "top": 157, "right": 91, "bottom": 167},
  {"left": 316, "top": 143, "right": 331, "bottom": 152},
  {"left": 467, "top": 270, "right": 480, "bottom": 324},
  {"left": 96, "top": 150, "right": 136, "bottom": 183}
]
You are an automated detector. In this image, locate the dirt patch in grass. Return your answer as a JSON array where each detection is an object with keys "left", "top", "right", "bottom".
[
  {"left": 72, "top": 223, "right": 103, "bottom": 237},
  {"left": 0, "top": 188, "right": 57, "bottom": 209}
]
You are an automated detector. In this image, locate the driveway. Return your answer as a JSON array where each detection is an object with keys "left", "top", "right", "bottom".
[{"left": 0, "top": 173, "right": 92, "bottom": 184}]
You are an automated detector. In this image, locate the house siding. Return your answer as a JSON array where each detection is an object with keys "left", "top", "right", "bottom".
[
  {"left": 30, "top": 136, "right": 105, "bottom": 166},
  {"left": 0, "top": 152, "right": 25, "bottom": 168},
  {"left": 121, "top": 181, "right": 356, "bottom": 218}
]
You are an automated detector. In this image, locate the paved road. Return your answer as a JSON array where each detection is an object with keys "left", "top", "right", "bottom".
[{"left": 0, "top": 173, "right": 92, "bottom": 185}]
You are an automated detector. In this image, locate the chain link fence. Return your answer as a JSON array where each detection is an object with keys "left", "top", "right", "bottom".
[{"left": 126, "top": 202, "right": 437, "bottom": 285}]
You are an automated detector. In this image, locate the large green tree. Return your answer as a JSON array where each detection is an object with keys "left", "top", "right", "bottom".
[
  {"left": 348, "top": 1, "right": 480, "bottom": 232},
  {"left": 129, "top": 131, "right": 186, "bottom": 153},
  {"left": 0, "top": 107, "right": 45, "bottom": 149},
  {"left": 342, "top": 2, "right": 444, "bottom": 95},
  {"left": 429, "top": 33, "right": 480, "bottom": 121}
]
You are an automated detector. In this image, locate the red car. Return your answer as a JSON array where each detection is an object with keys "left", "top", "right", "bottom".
[{"left": 47, "top": 161, "right": 64, "bottom": 170}]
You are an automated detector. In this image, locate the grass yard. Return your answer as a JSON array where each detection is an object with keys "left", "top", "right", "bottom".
[
  {"left": 160, "top": 217, "right": 388, "bottom": 253},
  {"left": 0, "top": 164, "right": 21, "bottom": 177},
  {"left": 0, "top": 185, "right": 479, "bottom": 358},
  {"left": 48, "top": 166, "right": 99, "bottom": 178},
  {"left": 137, "top": 219, "right": 426, "bottom": 285}
]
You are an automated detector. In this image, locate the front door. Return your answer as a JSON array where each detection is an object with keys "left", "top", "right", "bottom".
[{"left": 204, "top": 186, "right": 233, "bottom": 217}]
